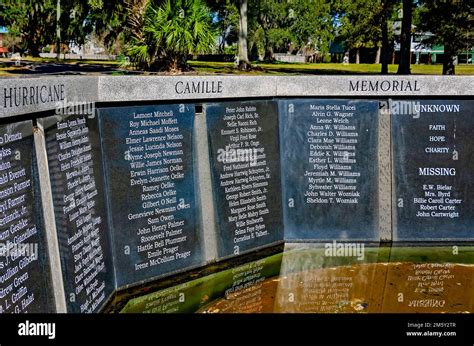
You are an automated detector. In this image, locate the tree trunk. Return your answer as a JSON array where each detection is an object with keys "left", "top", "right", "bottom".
[
  {"left": 443, "top": 41, "right": 455, "bottom": 75},
  {"left": 397, "top": 0, "right": 412, "bottom": 74},
  {"left": 356, "top": 48, "right": 360, "bottom": 64},
  {"left": 238, "top": 0, "right": 250, "bottom": 70},
  {"left": 29, "top": 39, "right": 41, "bottom": 58},
  {"left": 381, "top": 0, "right": 389, "bottom": 74},
  {"left": 375, "top": 46, "right": 381, "bottom": 64},
  {"left": 263, "top": 44, "right": 274, "bottom": 62},
  {"left": 166, "top": 54, "right": 181, "bottom": 73},
  {"left": 56, "top": 0, "right": 61, "bottom": 61},
  {"left": 219, "top": 36, "right": 225, "bottom": 54}
]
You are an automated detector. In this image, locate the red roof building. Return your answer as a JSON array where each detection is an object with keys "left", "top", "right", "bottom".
[{"left": 0, "top": 27, "right": 9, "bottom": 55}]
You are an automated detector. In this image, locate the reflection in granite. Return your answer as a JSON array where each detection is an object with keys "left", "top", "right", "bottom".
[
  {"left": 279, "top": 100, "right": 380, "bottom": 241},
  {"left": 392, "top": 100, "right": 474, "bottom": 241},
  {"left": 120, "top": 253, "right": 282, "bottom": 313},
  {"left": 198, "top": 257, "right": 280, "bottom": 313},
  {"left": 381, "top": 246, "right": 474, "bottom": 313},
  {"left": 0, "top": 121, "right": 55, "bottom": 313},
  {"left": 39, "top": 114, "right": 115, "bottom": 313},
  {"left": 205, "top": 101, "right": 283, "bottom": 258},
  {"left": 116, "top": 243, "right": 473, "bottom": 314},
  {"left": 98, "top": 104, "right": 203, "bottom": 288},
  {"left": 275, "top": 242, "right": 388, "bottom": 313}
]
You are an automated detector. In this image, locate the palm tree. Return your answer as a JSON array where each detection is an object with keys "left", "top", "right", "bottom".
[{"left": 126, "top": 0, "right": 216, "bottom": 72}]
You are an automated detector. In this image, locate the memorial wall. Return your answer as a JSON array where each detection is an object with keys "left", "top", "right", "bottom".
[
  {"left": 0, "top": 76, "right": 472, "bottom": 313},
  {"left": 0, "top": 121, "right": 55, "bottom": 313},
  {"left": 205, "top": 101, "right": 283, "bottom": 258},
  {"left": 39, "top": 114, "right": 115, "bottom": 312},
  {"left": 392, "top": 100, "right": 473, "bottom": 241},
  {"left": 279, "top": 99, "right": 380, "bottom": 241},
  {"left": 98, "top": 104, "right": 203, "bottom": 287}
]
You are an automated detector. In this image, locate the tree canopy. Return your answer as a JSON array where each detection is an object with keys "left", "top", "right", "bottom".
[
  {"left": 0, "top": 0, "right": 471, "bottom": 74},
  {"left": 124, "top": 0, "right": 216, "bottom": 71},
  {"left": 416, "top": 0, "right": 473, "bottom": 74}
]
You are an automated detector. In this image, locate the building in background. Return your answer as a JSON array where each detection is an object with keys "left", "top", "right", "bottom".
[
  {"left": 392, "top": 22, "right": 473, "bottom": 65},
  {"left": 0, "top": 27, "right": 9, "bottom": 57}
]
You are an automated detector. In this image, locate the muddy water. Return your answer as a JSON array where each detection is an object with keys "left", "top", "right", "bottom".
[
  {"left": 118, "top": 245, "right": 474, "bottom": 314},
  {"left": 382, "top": 262, "right": 473, "bottom": 313},
  {"left": 198, "top": 263, "right": 473, "bottom": 313},
  {"left": 198, "top": 278, "right": 280, "bottom": 313}
]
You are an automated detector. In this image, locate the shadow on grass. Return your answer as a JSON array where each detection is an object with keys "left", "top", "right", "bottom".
[
  {"left": 264, "top": 67, "right": 371, "bottom": 75},
  {"left": 1, "top": 60, "right": 133, "bottom": 75},
  {"left": 190, "top": 62, "right": 382, "bottom": 75}
]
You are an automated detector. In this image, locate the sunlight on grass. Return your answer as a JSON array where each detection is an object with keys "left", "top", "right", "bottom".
[
  {"left": 189, "top": 61, "right": 474, "bottom": 75},
  {"left": 2, "top": 57, "right": 121, "bottom": 66},
  {"left": 0, "top": 57, "right": 472, "bottom": 76}
]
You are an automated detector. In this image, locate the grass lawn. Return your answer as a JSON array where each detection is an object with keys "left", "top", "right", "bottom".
[
  {"left": 0, "top": 57, "right": 473, "bottom": 75},
  {"left": 0, "top": 57, "right": 121, "bottom": 76},
  {"left": 189, "top": 60, "right": 474, "bottom": 75},
  {"left": 0, "top": 57, "right": 120, "bottom": 66}
]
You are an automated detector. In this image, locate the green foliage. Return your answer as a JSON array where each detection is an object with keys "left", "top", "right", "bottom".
[
  {"left": 266, "top": 27, "right": 293, "bottom": 52},
  {"left": 338, "top": 0, "right": 383, "bottom": 50},
  {"left": 60, "top": 0, "right": 94, "bottom": 46},
  {"left": 416, "top": 0, "right": 473, "bottom": 55},
  {"left": 223, "top": 44, "right": 238, "bottom": 55},
  {"left": 89, "top": 0, "right": 128, "bottom": 49},
  {"left": 322, "top": 54, "right": 332, "bottom": 63},
  {"left": 416, "top": 0, "right": 473, "bottom": 74},
  {"left": 0, "top": 0, "right": 125, "bottom": 56},
  {"left": 1, "top": 0, "right": 470, "bottom": 74},
  {"left": 125, "top": 0, "right": 217, "bottom": 71},
  {"left": 247, "top": 0, "right": 334, "bottom": 61},
  {"left": 288, "top": 0, "right": 334, "bottom": 55},
  {"left": 206, "top": 0, "right": 239, "bottom": 52},
  {"left": 249, "top": 0, "right": 292, "bottom": 59},
  {"left": 0, "top": 0, "right": 56, "bottom": 56}
]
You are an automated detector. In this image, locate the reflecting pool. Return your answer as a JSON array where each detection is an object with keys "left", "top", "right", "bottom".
[{"left": 114, "top": 243, "right": 473, "bottom": 314}]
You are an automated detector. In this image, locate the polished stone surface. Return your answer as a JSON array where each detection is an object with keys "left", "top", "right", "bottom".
[
  {"left": 98, "top": 104, "right": 204, "bottom": 288},
  {"left": 279, "top": 99, "right": 380, "bottom": 241},
  {"left": 0, "top": 120, "right": 55, "bottom": 313},
  {"left": 381, "top": 244, "right": 474, "bottom": 313},
  {"left": 39, "top": 113, "right": 115, "bottom": 313},
  {"left": 392, "top": 100, "right": 474, "bottom": 241},
  {"left": 205, "top": 100, "right": 283, "bottom": 258}
]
